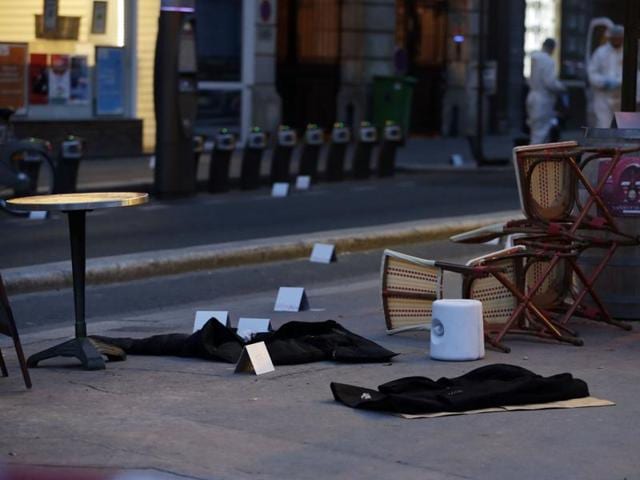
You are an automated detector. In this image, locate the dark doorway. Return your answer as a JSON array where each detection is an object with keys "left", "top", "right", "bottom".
[
  {"left": 396, "top": 0, "right": 447, "bottom": 134},
  {"left": 276, "top": 0, "right": 342, "bottom": 129}
]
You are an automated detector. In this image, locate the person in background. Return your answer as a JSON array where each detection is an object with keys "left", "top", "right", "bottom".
[
  {"left": 526, "top": 38, "right": 566, "bottom": 145},
  {"left": 588, "top": 25, "right": 624, "bottom": 128}
]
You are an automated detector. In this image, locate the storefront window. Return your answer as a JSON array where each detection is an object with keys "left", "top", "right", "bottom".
[
  {"left": 0, "top": 0, "right": 127, "bottom": 118},
  {"left": 195, "top": 0, "right": 242, "bottom": 82}
]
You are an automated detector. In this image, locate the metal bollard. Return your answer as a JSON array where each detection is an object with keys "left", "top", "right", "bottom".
[
  {"left": 352, "top": 121, "right": 377, "bottom": 179},
  {"left": 325, "top": 122, "right": 350, "bottom": 182},
  {"left": 270, "top": 125, "right": 297, "bottom": 184},
  {"left": 240, "top": 127, "right": 267, "bottom": 190},
  {"left": 193, "top": 134, "right": 205, "bottom": 181},
  {"left": 208, "top": 129, "right": 235, "bottom": 193},
  {"left": 377, "top": 121, "right": 402, "bottom": 177},
  {"left": 299, "top": 124, "right": 324, "bottom": 181},
  {"left": 53, "top": 135, "right": 84, "bottom": 194}
]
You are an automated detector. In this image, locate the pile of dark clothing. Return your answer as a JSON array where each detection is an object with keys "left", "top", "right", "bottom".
[
  {"left": 331, "top": 364, "right": 590, "bottom": 414},
  {"left": 92, "top": 319, "right": 397, "bottom": 366}
]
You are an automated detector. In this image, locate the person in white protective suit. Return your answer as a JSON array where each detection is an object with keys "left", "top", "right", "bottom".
[
  {"left": 588, "top": 25, "right": 624, "bottom": 128},
  {"left": 526, "top": 38, "right": 566, "bottom": 145}
]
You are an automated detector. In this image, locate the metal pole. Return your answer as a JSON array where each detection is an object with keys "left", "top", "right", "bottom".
[
  {"left": 475, "top": 0, "right": 485, "bottom": 164},
  {"left": 622, "top": 0, "right": 639, "bottom": 111}
]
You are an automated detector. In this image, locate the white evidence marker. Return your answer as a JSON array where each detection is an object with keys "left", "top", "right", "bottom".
[
  {"left": 271, "top": 183, "right": 290, "bottom": 197},
  {"left": 28, "top": 211, "right": 47, "bottom": 220},
  {"left": 274, "top": 287, "right": 309, "bottom": 312},
  {"left": 309, "top": 243, "right": 336, "bottom": 264},
  {"left": 295, "top": 175, "right": 311, "bottom": 190},
  {"left": 193, "top": 310, "right": 229, "bottom": 332},
  {"left": 234, "top": 342, "right": 275, "bottom": 375}
]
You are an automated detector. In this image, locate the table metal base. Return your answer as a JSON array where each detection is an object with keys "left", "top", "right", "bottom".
[{"left": 27, "top": 337, "right": 126, "bottom": 371}]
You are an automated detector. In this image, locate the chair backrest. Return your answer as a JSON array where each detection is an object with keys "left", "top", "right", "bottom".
[
  {"left": 513, "top": 141, "right": 578, "bottom": 223},
  {"left": 523, "top": 256, "right": 571, "bottom": 310},
  {"left": 465, "top": 247, "right": 524, "bottom": 327},
  {"left": 381, "top": 249, "right": 443, "bottom": 333}
]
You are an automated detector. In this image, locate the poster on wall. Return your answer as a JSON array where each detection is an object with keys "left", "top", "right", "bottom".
[
  {"left": 49, "top": 54, "right": 70, "bottom": 104},
  {"left": 29, "top": 53, "right": 49, "bottom": 105},
  {"left": 0, "top": 43, "right": 28, "bottom": 114},
  {"left": 70, "top": 55, "right": 89, "bottom": 104},
  {"left": 95, "top": 46, "right": 125, "bottom": 115}
]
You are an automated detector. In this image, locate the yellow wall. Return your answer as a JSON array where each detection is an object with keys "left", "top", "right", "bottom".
[{"left": 137, "top": 0, "right": 160, "bottom": 152}]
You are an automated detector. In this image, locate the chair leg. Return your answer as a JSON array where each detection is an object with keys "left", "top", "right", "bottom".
[
  {"left": 11, "top": 332, "right": 32, "bottom": 389},
  {"left": 489, "top": 269, "right": 583, "bottom": 348},
  {"left": 0, "top": 346, "right": 8, "bottom": 377},
  {"left": 5, "top": 318, "right": 32, "bottom": 388},
  {"left": 564, "top": 256, "right": 631, "bottom": 331}
]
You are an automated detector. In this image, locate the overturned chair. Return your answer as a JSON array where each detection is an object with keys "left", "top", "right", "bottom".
[
  {"left": 0, "top": 274, "right": 31, "bottom": 389},
  {"left": 452, "top": 142, "right": 640, "bottom": 332},
  {"left": 381, "top": 247, "right": 583, "bottom": 353}
]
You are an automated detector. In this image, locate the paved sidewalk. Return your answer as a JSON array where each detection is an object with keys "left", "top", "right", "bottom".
[{"left": 1, "top": 243, "right": 639, "bottom": 480}]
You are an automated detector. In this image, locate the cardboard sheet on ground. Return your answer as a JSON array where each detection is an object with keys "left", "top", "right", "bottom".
[{"left": 399, "top": 396, "right": 614, "bottom": 419}]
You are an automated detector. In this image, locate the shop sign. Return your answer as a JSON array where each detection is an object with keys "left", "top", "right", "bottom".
[
  {"left": 0, "top": 43, "right": 28, "bottom": 114},
  {"left": 49, "top": 54, "right": 70, "bottom": 104},
  {"left": 599, "top": 157, "right": 640, "bottom": 217},
  {"left": 95, "top": 46, "right": 125, "bottom": 115},
  {"left": 29, "top": 53, "right": 49, "bottom": 105}
]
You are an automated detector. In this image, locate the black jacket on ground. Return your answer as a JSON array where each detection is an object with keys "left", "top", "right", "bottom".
[
  {"left": 92, "top": 319, "right": 397, "bottom": 366},
  {"left": 331, "top": 364, "right": 589, "bottom": 414}
]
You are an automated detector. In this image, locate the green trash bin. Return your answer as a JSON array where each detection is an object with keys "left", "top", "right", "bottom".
[{"left": 372, "top": 76, "right": 416, "bottom": 134}]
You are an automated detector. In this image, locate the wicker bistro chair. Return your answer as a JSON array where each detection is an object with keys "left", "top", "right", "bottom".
[
  {"left": 380, "top": 249, "right": 492, "bottom": 335},
  {"left": 0, "top": 274, "right": 31, "bottom": 389},
  {"left": 462, "top": 246, "right": 582, "bottom": 352},
  {"left": 381, "top": 248, "right": 582, "bottom": 353},
  {"left": 454, "top": 143, "right": 640, "bottom": 244},
  {"left": 513, "top": 235, "right": 631, "bottom": 331},
  {"left": 452, "top": 143, "right": 640, "bottom": 332},
  {"left": 513, "top": 144, "right": 640, "bottom": 240}
]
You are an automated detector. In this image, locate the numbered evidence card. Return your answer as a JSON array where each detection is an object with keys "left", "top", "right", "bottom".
[{"left": 193, "top": 311, "right": 229, "bottom": 332}]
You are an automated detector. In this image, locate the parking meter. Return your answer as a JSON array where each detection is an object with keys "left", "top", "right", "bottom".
[
  {"left": 377, "top": 121, "right": 402, "bottom": 177},
  {"left": 53, "top": 135, "right": 84, "bottom": 193},
  {"left": 270, "top": 125, "right": 297, "bottom": 184},
  {"left": 352, "top": 121, "right": 378, "bottom": 179},
  {"left": 154, "top": 0, "right": 198, "bottom": 196},
  {"left": 326, "top": 122, "right": 350, "bottom": 182},
  {"left": 299, "top": 124, "right": 324, "bottom": 180},
  {"left": 208, "top": 129, "right": 235, "bottom": 193},
  {"left": 240, "top": 127, "right": 267, "bottom": 190}
]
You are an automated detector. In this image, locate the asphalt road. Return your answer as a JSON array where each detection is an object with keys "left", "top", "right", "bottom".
[
  {"left": 9, "top": 240, "right": 492, "bottom": 335},
  {"left": 0, "top": 170, "right": 518, "bottom": 268}
]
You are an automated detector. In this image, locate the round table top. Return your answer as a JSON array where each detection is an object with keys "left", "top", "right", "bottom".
[{"left": 6, "top": 192, "right": 149, "bottom": 212}]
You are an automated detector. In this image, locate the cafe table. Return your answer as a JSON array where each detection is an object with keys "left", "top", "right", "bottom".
[{"left": 6, "top": 192, "right": 149, "bottom": 370}]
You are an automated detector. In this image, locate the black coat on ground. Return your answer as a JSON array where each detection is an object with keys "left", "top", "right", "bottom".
[
  {"left": 331, "top": 364, "right": 589, "bottom": 414},
  {"left": 92, "top": 319, "right": 397, "bottom": 366}
]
